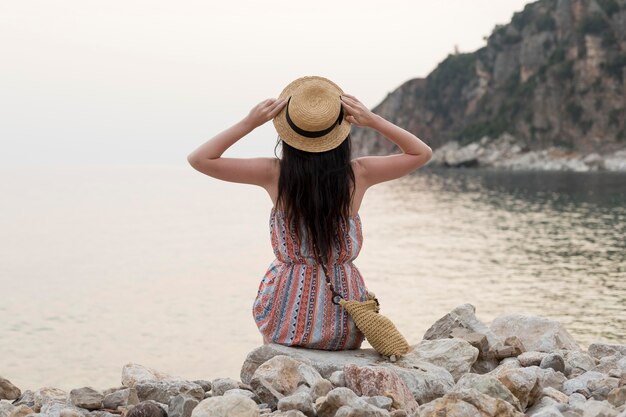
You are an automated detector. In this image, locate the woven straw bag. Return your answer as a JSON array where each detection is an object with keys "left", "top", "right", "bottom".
[{"left": 313, "top": 242, "right": 411, "bottom": 358}]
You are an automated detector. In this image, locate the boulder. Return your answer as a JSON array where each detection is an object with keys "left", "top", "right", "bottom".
[
  {"left": 32, "top": 387, "right": 67, "bottom": 413},
  {"left": 587, "top": 343, "right": 626, "bottom": 361},
  {"left": 343, "top": 364, "right": 418, "bottom": 413},
  {"left": 453, "top": 373, "right": 522, "bottom": 411},
  {"left": 0, "top": 377, "right": 21, "bottom": 401},
  {"left": 133, "top": 380, "right": 205, "bottom": 404},
  {"left": 416, "top": 387, "right": 525, "bottom": 417},
  {"left": 489, "top": 314, "right": 581, "bottom": 352},
  {"left": 102, "top": 388, "right": 139, "bottom": 409},
  {"left": 68, "top": 387, "right": 104, "bottom": 410},
  {"left": 315, "top": 387, "right": 389, "bottom": 417},
  {"left": 422, "top": 304, "right": 504, "bottom": 351},
  {"left": 121, "top": 363, "right": 186, "bottom": 388},
  {"left": 249, "top": 355, "right": 330, "bottom": 410},
  {"left": 403, "top": 338, "right": 479, "bottom": 382},
  {"left": 190, "top": 394, "right": 258, "bottom": 417},
  {"left": 168, "top": 394, "right": 199, "bottom": 417}
]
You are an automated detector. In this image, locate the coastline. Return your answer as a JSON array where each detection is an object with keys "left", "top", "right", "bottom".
[
  {"left": 2, "top": 304, "right": 625, "bottom": 417},
  {"left": 427, "top": 134, "right": 626, "bottom": 172}
]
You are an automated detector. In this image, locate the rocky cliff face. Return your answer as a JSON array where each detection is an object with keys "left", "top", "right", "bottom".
[{"left": 351, "top": 0, "right": 626, "bottom": 167}]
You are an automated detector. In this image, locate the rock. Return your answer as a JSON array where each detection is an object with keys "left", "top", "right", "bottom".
[
  {"left": 343, "top": 364, "right": 418, "bottom": 414},
  {"left": 416, "top": 387, "right": 525, "bottom": 416},
  {"left": 453, "top": 373, "right": 522, "bottom": 411},
  {"left": 242, "top": 344, "right": 454, "bottom": 406},
  {"left": 249, "top": 355, "right": 330, "bottom": 410},
  {"left": 588, "top": 377, "right": 620, "bottom": 401},
  {"left": 329, "top": 371, "right": 345, "bottom": 388},
  {"left": 68, "top": 387, "right": 104, "bottom": 410},
  {"left": 241, "top": 344, "right": 385, "bottom": 384},
  {"left": 489, "top": 366, "right": 566, "bottom": 410},
  {"left": 563, "top": 371, "right": 613, "bottom": 396},
  {"left": 542, "top": 386, "right": 570, "bottom": 403},
  {"left": 315, "top": 387, "right": 389, "bottom": 417},
  {"left": 263, "top": 411, "right": 307, "bottom": 417},
  {"left": 134, "top": 380, "right": 205, "bottom": 404},
  {"left": 588, "top": 344, "right": 626, "bottom": 361},
  {"left": 490, "top": 314, "right": 581, "bottom": 352},
  {"left": 121, "top": 363, "right": 186, "bottom": 388},
  {"left": 364, "top": 396, "right": 393, "bottom": 411},
  {"left": 102, "top": 388, "right": 139, "bottom": 409},
  {"left": 519, "top": 351, "right": 549, "bottom": 367},
  {"left": 58, "top": 409, "right": 82, "bottom": 417},
  {"left": 562, "top": 350, "right": 597, "bottom": 378},
  {"left": 11, "top": 390, "right": 35, "bottom": 408},
  {"left": 210, "top": 378, "right": 240, "bottom": 397},
  {"left": 276, "top": 392, "right": 314, "bottom": 417},
  {"left": 523, "top": 395, "right": 562, "bottom": 416},
  {"left": 607, "top": 386, "right": 626, "bottom": 408},
  {"left": 504, "top": 336, "right": 527, "bottom": 354},
  {"left": 379, "top": 361, "right": 454, "bottom": 405},
  {"left": 451, "top": 327, "right": 490, "bottom": 353},
  {"left": 8, "top": 404, "right": 34, "bottom": 417},
  {"left": 192, "top": 381, "right": 212, "bottom": 393},
  {"left": 223, "top": 389, "right": 259, "bottom": 403},
  {"left": 190, "top": 394, "right": 258, "bottom": 417},
  {"left": 541, "top": 353, "right": 566, "bottom": 373},
  {"left": 592, "top": 353, "right": 625, "bottom": 375},
  {"left": 0, "top": 377, "right": 21, "bottom": 401},
  {"left": 168, "top": 394, "right": 199, "bottom": 417},
  {"left": 0, "top": 402, "right": 15, "bottom": 417},
  {"left": 404, "top": 338, "right": 479, "bottom": 382},
  {"left": 576, "top": 398, "right": 620, "bottom": 416},
  {"left": 423, "top": 303, "right": 504, "bottom": 352},
  {"left": 33, "top": 387, "right": 67, "bottom": 413},
  {"left": 126, "top": 401, "right": 168, "bottom": 417}
]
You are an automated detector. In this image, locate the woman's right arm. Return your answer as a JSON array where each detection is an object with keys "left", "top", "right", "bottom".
[{"left": 341, "top": 94, "right": 432, "bottom": 189}]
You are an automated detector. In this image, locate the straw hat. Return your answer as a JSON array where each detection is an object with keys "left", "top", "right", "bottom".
[{"left": 273, "top": 75, "right": 351, "bottom": 153}]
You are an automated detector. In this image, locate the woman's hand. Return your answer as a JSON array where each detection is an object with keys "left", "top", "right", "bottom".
[
  {"left": 340, "top": 94, "right": 379, "bottom": 128},
  {"left": 244, "top": 98, "right": 289, "bottom": 129}
]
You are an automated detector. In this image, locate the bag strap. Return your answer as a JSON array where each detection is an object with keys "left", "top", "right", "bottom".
[{"left": 311, "top": 241, "right": 345, "bottom": 305}]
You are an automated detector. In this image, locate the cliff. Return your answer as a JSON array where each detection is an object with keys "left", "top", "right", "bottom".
[{"left": 351, "top": 0, "right": 626, "bottom": 170}]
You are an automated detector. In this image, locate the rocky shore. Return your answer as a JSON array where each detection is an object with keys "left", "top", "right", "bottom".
[
  {"left": 2, "top": 304, "right": 625, "bottom": 417},
  {"left": 428, "top": 134, "right": 626, "bottom": 172}
]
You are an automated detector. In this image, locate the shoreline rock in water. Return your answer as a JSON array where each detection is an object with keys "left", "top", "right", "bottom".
[
  {"left": 428, "top": 134, "right": 626, "bottom": 172},
  {"left": 2, "top": 304, "right": 625, "bottom": 417}
]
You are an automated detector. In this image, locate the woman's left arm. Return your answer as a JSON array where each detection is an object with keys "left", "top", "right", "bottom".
[{"left": 187, "top": 97, "right": 288, "bottom": 187}]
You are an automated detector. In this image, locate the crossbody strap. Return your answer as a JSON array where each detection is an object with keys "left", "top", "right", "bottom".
[{"left": 311, "top": 241, "right": 344, "bottom": 305}]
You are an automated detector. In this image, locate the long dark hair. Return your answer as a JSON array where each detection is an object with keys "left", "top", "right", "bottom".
[{"left": 273, "top": 134, "right": 356, "bottom": 267}]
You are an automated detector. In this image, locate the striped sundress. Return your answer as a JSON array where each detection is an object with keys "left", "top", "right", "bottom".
[{"left": 252, "top": 206, "right": 369, "bottom": 350}]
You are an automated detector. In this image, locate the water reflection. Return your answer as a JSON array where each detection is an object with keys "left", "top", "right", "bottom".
[{"left": 361, "top": 167, "right": 625, "bottom": 349}]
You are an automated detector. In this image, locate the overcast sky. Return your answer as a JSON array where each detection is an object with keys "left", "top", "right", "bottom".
[{"left": 1, "top": 0, "right": 532, "bottom": 166}]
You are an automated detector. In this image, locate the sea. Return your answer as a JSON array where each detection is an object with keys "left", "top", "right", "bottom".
[{"left": 1, "top": 164, "right": 624, "bottom": 391}]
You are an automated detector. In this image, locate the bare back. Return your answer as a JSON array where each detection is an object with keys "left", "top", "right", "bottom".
[{"left": 264, "top": 159, "right": 367, "bottom": 217}]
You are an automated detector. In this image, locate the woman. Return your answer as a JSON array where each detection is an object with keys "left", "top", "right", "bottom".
[{"left": 187, "top": 76, "right": 432, "bottom": 350}]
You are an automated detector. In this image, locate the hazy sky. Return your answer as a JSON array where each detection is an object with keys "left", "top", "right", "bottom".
[{"left": 1, "top": 0, "right": 532, "bottom": 166}]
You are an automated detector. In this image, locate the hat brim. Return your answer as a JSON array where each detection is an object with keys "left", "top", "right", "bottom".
[{"left": 272, "top": 76, "right": 352, "bottom": 153}]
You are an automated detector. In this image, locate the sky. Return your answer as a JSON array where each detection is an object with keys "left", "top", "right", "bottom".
[{"left": 1, "top": 0, "right": 533, "bottom": 166}]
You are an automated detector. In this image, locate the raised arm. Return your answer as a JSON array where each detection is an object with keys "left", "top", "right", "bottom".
[
  {"left": 187, "top": 98, "right": 288, "bottom": 187},
  {"left": 340, "top": 94, "right": 432, "bottom": 189}
]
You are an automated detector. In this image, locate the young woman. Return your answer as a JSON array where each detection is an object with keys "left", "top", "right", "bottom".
[{"left": 187, "top": 76, "right": 432, "bottom": 350}]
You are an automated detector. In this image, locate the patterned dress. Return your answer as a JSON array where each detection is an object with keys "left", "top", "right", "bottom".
[{"left": 252, "top": 206, "right": 369, "bottom": 350}]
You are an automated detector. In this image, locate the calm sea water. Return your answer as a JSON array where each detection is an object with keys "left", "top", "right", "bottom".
[{"left": 1, "top": 165, "right": 624, "bottom": 392}]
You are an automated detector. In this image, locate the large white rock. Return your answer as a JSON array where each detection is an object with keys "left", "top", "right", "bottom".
[
  {"left": 121, "top": 363, "right": 186, "bottom": 388},
  {"left": 489, "top": 313, "right": 581, "bottom": 352},
  {"left": 241, "top": 344, "right": 455, "bottom": 405},
  {"left": 190, "top": 394, "right": 258, "bottom": 417},
  {"left": 403, "top": 338, "right": 479, "bottom": 382},
  {"left": 249, "top": 355, "right": 330, "bottom": 409}
]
